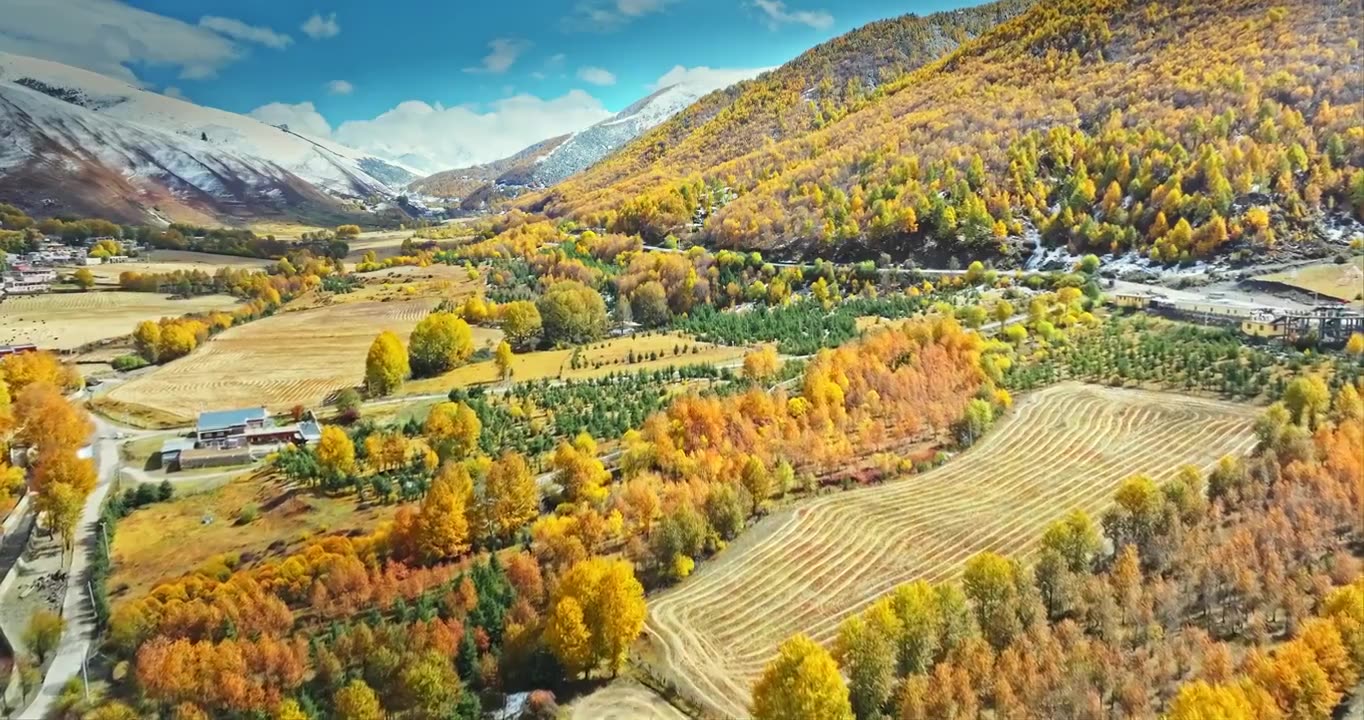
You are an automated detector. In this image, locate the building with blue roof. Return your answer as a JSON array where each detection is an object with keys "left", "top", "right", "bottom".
[{"left": 195, "top": 406, "right": 269, "bottom": 448}]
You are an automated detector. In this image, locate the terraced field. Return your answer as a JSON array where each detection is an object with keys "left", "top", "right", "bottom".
[
  {"left": 102, "top": 299, "right": 502, "bottom": 423},
  {"left": 644, "top": 382, "right": 1259, "bottom": 718}
]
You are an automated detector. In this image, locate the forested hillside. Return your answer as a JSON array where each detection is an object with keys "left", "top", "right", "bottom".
[
  {"left": 528, "top": 0, "right": 1364, "bottom": 264},
  {"left": 528, "top": 0, "right": 1031, "bottom": 211}
]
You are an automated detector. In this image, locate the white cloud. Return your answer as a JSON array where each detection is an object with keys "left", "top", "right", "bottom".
[
  {"left": 465, "top": 38, "right": 531, "bottom": 74},
  {"left": 301, "top": 12, "right": 340, "bottom": 40},
  {"left": 326, "top": 79, "right": 354, "bottom": 95},
  {"left": 162, "top": 86, "right": 185, "bottom": 99},
  {"left": 0, "top": 0, "right": 241, "bottom": 84},
  {"left": 649, "top": 64, "right": 771, "bottom": 93},
  {"left": 331, "top": 90, "right": 613, "bottom": 172},
  {"left": 751, "top": 0, "right": 833, "bottom": 30},
  {"left": 248, "top": 101, "right": 333, "bottom": 138},
  {"left": 576, "top": 66, "right": 616, "bottom": 86},
  {"left": 198, "top": 16, "right": 293, "bottom": 50},
  {"left": 565, "top": 0, "right": 674, "bottom": 32}
]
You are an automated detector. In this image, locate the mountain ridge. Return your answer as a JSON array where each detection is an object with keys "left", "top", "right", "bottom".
[
  {"left": 410, "top": 71, "right": 768, "bottom": 209},
  {"left": 523, "top": 0, "right": 1364, "bottom": 265},
  {"left": 0, "top": 51, "right": 418, "bottom": 225}
]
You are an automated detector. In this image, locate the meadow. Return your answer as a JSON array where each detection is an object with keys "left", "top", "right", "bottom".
[
  {"left": 107, "top": 471, "right": 397, "bottom": 600},
  {"left": 0, "top": 291, "right": 240, "bottom": 350},
  {"left": 99, "top": 298, "right": 500, "bottom": 424}
]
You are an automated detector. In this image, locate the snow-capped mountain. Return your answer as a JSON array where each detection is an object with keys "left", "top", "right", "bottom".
[
  {"left": 0, "top": 52, "right": 419, "bottom": 224},
  {"left": 412, "top": 72, "right": 764, "bottom": 208}
]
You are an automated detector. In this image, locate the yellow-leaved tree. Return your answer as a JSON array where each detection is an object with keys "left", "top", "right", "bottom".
[
  {"left": 546, "top": 557, "right": 646, "bottom": 678},
  {"left": 751, "top": 634, "right": 853, "bottom": 720},
  {"left": 552, "top": 432, "right": 609, "bottom": 504},
  {"left": 742, "top": 346, "right": 780, "bottom": 383},
  {"left": 414, "top": 464, "right": 470, "bottom": 563},
  {"left": 13, "top": 383, "right": 93, "bottom": 454},
  {"left": 424, "top": 402, "right": 481, "bottom": 460},
  {"left": 545, "top": 596, "right": 593, "bottom": 678},
  {"left": 408, "top": 312, "right": 474, "bottom": 377},
  {"left": 484, "top": 450, "right": 538, "bottom": 542},
  {"left": 314, "top": 426, "right": 356, "bottom": 478},
  {"left": 1166, "top": 681, "right": 1260, "bottom": 720},
  {"left": 333, "top": 679, "right": 382, "bottom": 720},
  {"left": 495, "top": 340, "right": 514, "bottom": 381},
  {"left": 364, "top": 330, "right": 409, "bottom": 397}
]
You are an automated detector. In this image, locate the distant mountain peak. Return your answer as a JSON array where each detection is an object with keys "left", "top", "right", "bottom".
[
  {"left": 411, "top": 68, "right": 765, "bottom": 207},
  {"left": 0, "top": 51, "right": 418, "bottom": 224}
]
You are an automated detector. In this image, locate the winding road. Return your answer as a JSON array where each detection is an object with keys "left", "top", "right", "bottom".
[{"left": 18, "top": 409, "right": 143, "bottom": 719}]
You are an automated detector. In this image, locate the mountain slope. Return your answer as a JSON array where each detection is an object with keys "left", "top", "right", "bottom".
[
  {"left": 529, "top": 0, "right": 1364, "bottom": 264},
  {"left": 409, "top": 134, "right": 571, "bottom": 200},
  {"left": 412, "top": 73, "right": 767, "bottom": 209},
  {"left": 526, "top": 0, "right": 1032, "bottom": 216},
  {"left": 0, "top": 52, "right": 418, "bottom": 224}
]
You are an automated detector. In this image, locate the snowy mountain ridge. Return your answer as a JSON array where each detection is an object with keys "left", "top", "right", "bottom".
[
  {"left": 0, "top": 51, "right": 418, "bottom": 224},
  {"left": 412, "top": 70, "right": 766, "bottom": 208}
]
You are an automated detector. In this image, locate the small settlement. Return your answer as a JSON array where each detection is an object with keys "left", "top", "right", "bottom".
[{"left": 0, "top": 236, "right": 135, "bottom": 298}]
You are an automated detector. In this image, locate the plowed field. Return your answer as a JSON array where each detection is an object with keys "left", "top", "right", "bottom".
[{"left": 644, "top": 383, "right": 1259, "bottom": 718}]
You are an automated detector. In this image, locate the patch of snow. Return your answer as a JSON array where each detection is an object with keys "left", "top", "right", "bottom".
[
  {"left": 488, "top": 70, "right": 762, "bottom": 189},
  {"left": 0, "top": 50, "right": 420, "bottom": 215}
]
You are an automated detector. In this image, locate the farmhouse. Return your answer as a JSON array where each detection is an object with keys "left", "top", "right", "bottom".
[
  {"left": 1, "top": 264, "right": 56, "bottom": 295},
  {"left": 195, "top": 407, "right": 271, "bottom": 448},
  {"left": 194, "top": 407, "right": 323, "bottom": 450},
  {"left": 1111, "top": 291, "right": 1154, "bottom": 310},
  {"left": 1241, "top": 311, "right": 1287, "bottom": 339}
]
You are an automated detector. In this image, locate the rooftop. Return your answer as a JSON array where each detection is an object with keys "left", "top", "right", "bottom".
[
  {"left": 159, "top": 438, "right": 197, "bottom": 455},
  {"left": 196, "top": 407, "right": 269, "bottom": 433}
]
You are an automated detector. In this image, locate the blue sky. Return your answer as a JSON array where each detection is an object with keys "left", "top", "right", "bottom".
[{"left": 0, "top": 0, "right": 975, "bottom": 171}]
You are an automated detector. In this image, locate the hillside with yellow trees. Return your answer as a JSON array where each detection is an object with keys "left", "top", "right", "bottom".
[
  {"left": 527, "top": 0, "right": 1364, "bottom": 264},
  {"left": 533, "top": 0, "right": 1031, "bottom": 202}
]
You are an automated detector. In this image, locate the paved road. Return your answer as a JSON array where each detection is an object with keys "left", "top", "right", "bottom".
[{"left": 19, "top": 413, "right": 120, "bottom": 719}]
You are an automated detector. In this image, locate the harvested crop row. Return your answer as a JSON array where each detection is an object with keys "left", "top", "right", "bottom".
[
  {"left": 567, "top": 680, "right": 691, "bottom": 720},
  {"left": 644, "top": 383, "right": 1259, "bottom": 718}
]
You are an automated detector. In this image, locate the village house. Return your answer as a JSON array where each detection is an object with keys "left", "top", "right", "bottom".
[
  {"left": 161, "top": 409, "right": 321, "bottom": 470},
  {"left": 1, "top": 264, "right": 55, "bottom": 295},
  {"left": 194, "top": 407, "right": 272, "bottom": 449},
  {"left": 23, "top": 241, "right": 88, "bottom": 267}
]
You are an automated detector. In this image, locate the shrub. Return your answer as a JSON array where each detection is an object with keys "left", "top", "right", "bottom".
[{"left": 111, "top": 354, "right": 150, "bottom": 371}]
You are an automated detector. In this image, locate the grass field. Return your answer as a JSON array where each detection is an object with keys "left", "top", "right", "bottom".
[
  {"left": 567, "top": 680, "right": 690, "bottom": 720},
  {"left": 642, "top": 382, "right": 1259, "bottom": 717},
  {"left": 101, "top": 298, "right": 500, "bottom": 424},
  {"left": 0, "top": 291, "right": 241, "bottom": 350},
  {"left": 344, "top": 231, "right": 418, "bottom": 265},
  {"left": 287, "top": 266, "right": 477, "bottom": 312},
  {"left": 109, "top": 472, "right": 394, "bottom": 599},
  {"left": 1255, "top": 256, "right": 1364, "bottom": 303},
  {"left": 85, "top": 250, "right": 273, "bottom": 285},
  {"left": 400, "top": 332, "right": 751, "bottom": 396}
]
